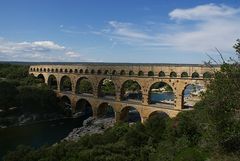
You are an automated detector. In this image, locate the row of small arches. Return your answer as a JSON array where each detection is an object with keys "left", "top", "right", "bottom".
[{"left": 31, "top": 67, "right": 213, "bottom": 78}]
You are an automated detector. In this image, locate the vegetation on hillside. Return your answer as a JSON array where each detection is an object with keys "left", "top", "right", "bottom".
[
  {"left": 2, "top": 41, "right": 240, "bottom": 161},
  {"left": 0, "top": 64, "right": 65, "bottom": 127}
]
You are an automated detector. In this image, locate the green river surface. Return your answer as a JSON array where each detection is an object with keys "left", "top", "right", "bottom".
[{"left": 0, "top": 118, "right": 84, "bottom": 160}]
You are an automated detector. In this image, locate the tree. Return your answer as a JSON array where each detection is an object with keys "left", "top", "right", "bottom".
[{"left": 0, "top": 81, "right": 18, "bottom": 110}]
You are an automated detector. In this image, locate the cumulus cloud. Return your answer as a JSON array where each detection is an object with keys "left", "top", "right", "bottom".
[
  {"left": 103, "top": 4, "right": 240, "bottom": 54},
  {"left": 169, "top": 3, "right": 240, "bottom": 21},
  {"left": 0, "top": 38, "right": 93, "bottom": 62}
]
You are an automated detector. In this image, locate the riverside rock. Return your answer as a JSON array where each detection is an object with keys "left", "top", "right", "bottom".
[{"left": 63, "top": 117, "right": 115, "bottom": 142}]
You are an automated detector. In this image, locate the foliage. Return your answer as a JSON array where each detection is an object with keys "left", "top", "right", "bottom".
[
  {"left": 0, "top": 81, "right": 18, "bottom": 110},
  {"left": 2, "top": 40, "right": 240, "bottom": 161},
  {"left": 77, "top": 79, "right": 93, "bottom": 94},
  {"left": 100, "top": 79, "right": 115, "bottom": 96}
]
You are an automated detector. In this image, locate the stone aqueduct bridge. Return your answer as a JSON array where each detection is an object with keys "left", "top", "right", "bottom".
[{"left": 29, "top": 63, "right": 218, "bottom": 122}]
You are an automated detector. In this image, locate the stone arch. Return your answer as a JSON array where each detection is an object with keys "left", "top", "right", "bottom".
[
  {"left": 159, "top": 71, "right": 165, "bottom": 77},
  {"left": 203, "top": 72, "right": 212, "bottom": 79},
  {"left": 148, "top": 111, "right": 170, "bottom": 120},
  {"left": 69, "top": 69, "right": 73, "bottom": 73},
  {"left": 181, "top": 72, "right": 188, "bottom": 78},
  {"left": 97, "top": 102, "right": 115, "bottom": 118},
  {"left": 148, "top": 71, "right": 154, "bottom": 76},
  {"left": 120, "top": 80, "right": 142, "bottom": 101},
  {"left": 192, "top": 72, "right": 199, "bottom": 78},
  {"left": 104, "top": 70, "right": 109, "bottom": 75},
  {"left": 170, "top": 71, "right": 177, "bottom": 78},
  {"left": 60, "top": 75, "right": 72, "bottom": 92},
  {"left": 112, "top": 70, "right": 117, "bottom": 75},
  {"left": 97, "top": 69, "right": 102, "bottom": 75},
  {"left": 51, "top": 68, "right": 54, "bottom": 72},
  {"left": 75, "top": 99, "right": 93, "bottom": 119},
  {"left": 47, "top": 68, "right": 50, "bottom": 72},
  {"left": 47, "top": 75, "right": 57, "bottom": 90},
  {"left": 148, "top": 81, "right": 175, "bottom": 105},
  {"left": 120, "top": 70, "right": 126, "bottom": 75},
  {"left": 79, "top": 69, "right": 83, "bottom": 74},
  {"left": 64, "top": 69, "right": 68, "bottom": 73},
  {"left": 85, "top": 69, "right": 89, "bottom": 74},
  {"left": 60, "top": 95, "right": 72, "bottom": 116},
  {"left": 91, "top": 69, "right": 95, "bottom": 74},
  {"left": 182, "top": 83, "right": 205, "bottom": 109},
  {"left": 36, "top": 68, "right": 39, "bottom": 72},
  {"left": 98, "top": 78, "right": 116, "bottom": 98},
  {"left": 75, "top": 77, "right": 93, "bottom": 94},
  {"left": 60, "top": 95, "right": 71, "bottom": 106},
  {"left": 60, "top": 69, "right": 63, "bottom": 73},
  {"left": 138, "top": 71, "right": 144, "bottom": 76},
  {"left": 43, "top": 68, "right": 46, "bottom": 72},
  {"left": 37, "top": 74, "right": 45, "bottom": 83},
  {"left": 119, "top": 106, "right": 141, "bottom": 122},
  {"left": 55, "top": 69, "right": 59, "bottom": 72},
  {"left": 74, "top": 69, "right": 78, "bottom": 73},
  {"left": 129, "top": 70, "right": 134, "bottom": 76},
  {"left": 40, "top": 68, "right": 42, "bottom": 72}
]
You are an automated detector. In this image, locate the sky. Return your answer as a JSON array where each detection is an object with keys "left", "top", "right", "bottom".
[{"left": 0, "top": 0, "right": 240, "bottom": 63}]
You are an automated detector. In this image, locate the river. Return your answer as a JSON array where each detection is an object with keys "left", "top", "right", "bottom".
[
  {"left": 0, "top": 87, "right": 200, "bottom": 160},
  {"left": 0, "top": 117, "right": 84, "bottom": 160}
]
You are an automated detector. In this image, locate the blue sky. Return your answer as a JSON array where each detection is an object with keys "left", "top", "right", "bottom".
[{"left": 0, "top": 0, "right": 240, "bottom": 63}]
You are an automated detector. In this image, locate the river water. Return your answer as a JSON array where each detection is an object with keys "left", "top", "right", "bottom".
[
  {"left": 0, "top": 87, "right": 201, "bottom": 160},
  {"left": 0, "top": 118, "right": 84, "bottom": 160}
]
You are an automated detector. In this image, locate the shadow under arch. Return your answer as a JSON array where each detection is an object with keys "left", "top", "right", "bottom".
[
  {"left": 75, "top": 77, "right": 93, "bottom": 95},
  {"left": 148, "top": 81, "right": 175, "bottom": 106},
  {"left": 60, "top": 95, "right": 72, "bottom": 116},
  {"left": 120, "top": 80, "right": 142, "bottom": 102},
  {"left": 37, "top": 74, "right": 45, "bottom": 83},
  {"left": 148, "top": 111, "right": 170, "bottom": 120},
  {"left": 120, "top": 106, "right": 141, "bottom": 123},
  {"left": 47, "top": 75, "right": 57, "bottom": 90},
  {"left": 75, "top": 99, "right": 93, "bottom": 119},
  {"left": 97, "top": 102, "right": 115, "bottom": 118},
  {"left": 60, "top": 75, "right": 72, "bottom": 92}
]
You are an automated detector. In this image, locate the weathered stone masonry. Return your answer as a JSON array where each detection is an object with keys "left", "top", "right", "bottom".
[{"left": 29, "top": 63, "right": 219, "bottom": 122}]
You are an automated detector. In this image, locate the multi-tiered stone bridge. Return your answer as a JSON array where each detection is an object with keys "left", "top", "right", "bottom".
[{"left": 29, "top": 63, "right": 219, "bottom": 122}]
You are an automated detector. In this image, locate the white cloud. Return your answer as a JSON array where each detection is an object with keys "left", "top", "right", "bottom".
[
  {"left": 108, "top": 21, "right": 152, "bottom": 40},
  {"left": 169, "top": 3, "right": 240, "bottom": 21},
  {"left": 102, "top": 4, "right": 240, "bottom": 55},
  {"left": 0, "top": 38, "right": 95, "bottom": 62},
  {"left": 65, "top": 51, "right": 82, "bottom": 58}
]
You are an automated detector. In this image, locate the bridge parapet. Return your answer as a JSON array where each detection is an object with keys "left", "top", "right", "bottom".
[{"left": 29, "top": 63, "right": 219, "bottom": 121}]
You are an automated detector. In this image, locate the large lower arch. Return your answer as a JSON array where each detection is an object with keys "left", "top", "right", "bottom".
[
  {"left": 47, "top": 75, "right": 57, "bottom": 90},
  {"left": 120, "top": 106, "right": 141, "bottom": 122},
  {"left": 148, "top": 111, "right": 170, "bottom": 120},
  {"left": 121, "top": 80, "right": 142, "bottom": 101},
  {"left": 98, "top": 78, "right": 116, "bottom": 99},
  {"left": 60, "top": 95, "right": 72, "bottom": 116},
  {"left": 182, "top": 83, "right": 205, "bottom": 109},
  {"left": 97, "top": 102, "right": 115, "bottom": 118},
  {"left": 75, "top": 99, "right": 93, "bottom": 119},
  {"left": 75, "top": 77, "right": 93, "bottom": 95},
  {"left": 60, "top": 76, "right": 72, "bottom": 92},
  {"left": 37, "top": 74, "right": 45, "bottom": 83},
  {"left": 148, "top": 82, "right": 175, "bottom": 106}
]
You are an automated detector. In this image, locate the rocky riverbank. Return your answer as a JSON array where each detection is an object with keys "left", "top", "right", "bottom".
[{"left": 62, "top": 117, "right": 115, "bottom": 142}]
